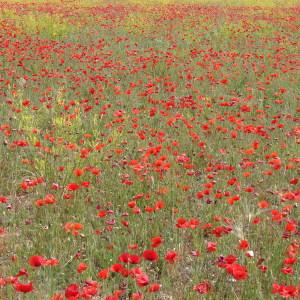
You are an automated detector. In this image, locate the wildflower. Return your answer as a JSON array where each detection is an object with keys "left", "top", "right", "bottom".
[
  {"left": 193, "top": 281, "right": 211, "bottom": 294},
  {"left": 28, "top": 256, "right": 45, "bottom": 267},
  {"left": 14, "top": 281, "right": 34, "bottom": 293},
  {"left": 226, "top": 264, "right": 248, "bottom": 280},
  {"left": 164, "top": 251, "right": 177, "bottom": 264},
  {"left": 65, "top": 283, "right": 79, "bottom": 299},
  {"left": 143, "top": 250, "right": 159, "bottom": 262}
]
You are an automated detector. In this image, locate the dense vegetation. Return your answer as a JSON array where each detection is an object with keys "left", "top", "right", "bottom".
[{"left": 0, "top": 1, "right": 299, "bottom": 299}]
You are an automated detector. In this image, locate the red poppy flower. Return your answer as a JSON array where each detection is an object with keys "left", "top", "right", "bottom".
[
  {"left": 111, "top": 263, "right": 123, "bottom": 273},
  {"left": 131, "top": 292, "right": 144, "bottom": 300},
  {"left": 73, "top": 168, "right": 84, "bottom": 177},
  {"left": 98, "top": 268, "right": 109, "bottom": 279},
  {"left": 65, "top": 283, "right": 79, "bottom": 298},
  {"left": 76, "top": 262, "right": 88, "bottom": 273},
  {"left": 226, "top": 264, "right": 248, "bottom": 280},
  {"left": 129, "top": 254, "right": 141, "bottom": 264},
  {"left": 119, "top": 252, "right": 130, "bottom": 263},
  {"left": 0, "top": 196, "right": 7, "bottom": 203},
  {"left": 136, "top": 273, "right": 149, "bottom": 287},
  {"left": 206, "top": 242, "right": 217, "bottom": 252},
  {"left": 66, "top": 183, "right": 80, "bottom": 191},
  {"left": 151, "top": 236, "right": 163, "bottom": 248},
  {"left": 193, "top": 281, "right": 211, "bottom": 294},
  {"left": 148, "top": 283, "right": 161, "bottom": 292},
  {"left": 28, "top": 255, "right": 45, "bottom": 267},
  {"left": 14, "top": 281, "right": 34, "bottom": 293},
  {"left": 142, "top": 250, "right": 159, "bottom": 262},
  {"left": 238, "top": 240, "right": 249, "bottom": 250},
  {"left": 164, "top": 251, "right": 177, "bottom": 264}
]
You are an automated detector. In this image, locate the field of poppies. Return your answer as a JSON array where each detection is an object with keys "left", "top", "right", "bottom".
[{"left": 0, "top": 0, "right": 299, "bottom": 299}]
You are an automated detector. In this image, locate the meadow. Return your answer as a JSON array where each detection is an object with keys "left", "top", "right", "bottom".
[{"left": 0, "top": 0, "right": 299, "bottom": 299}]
